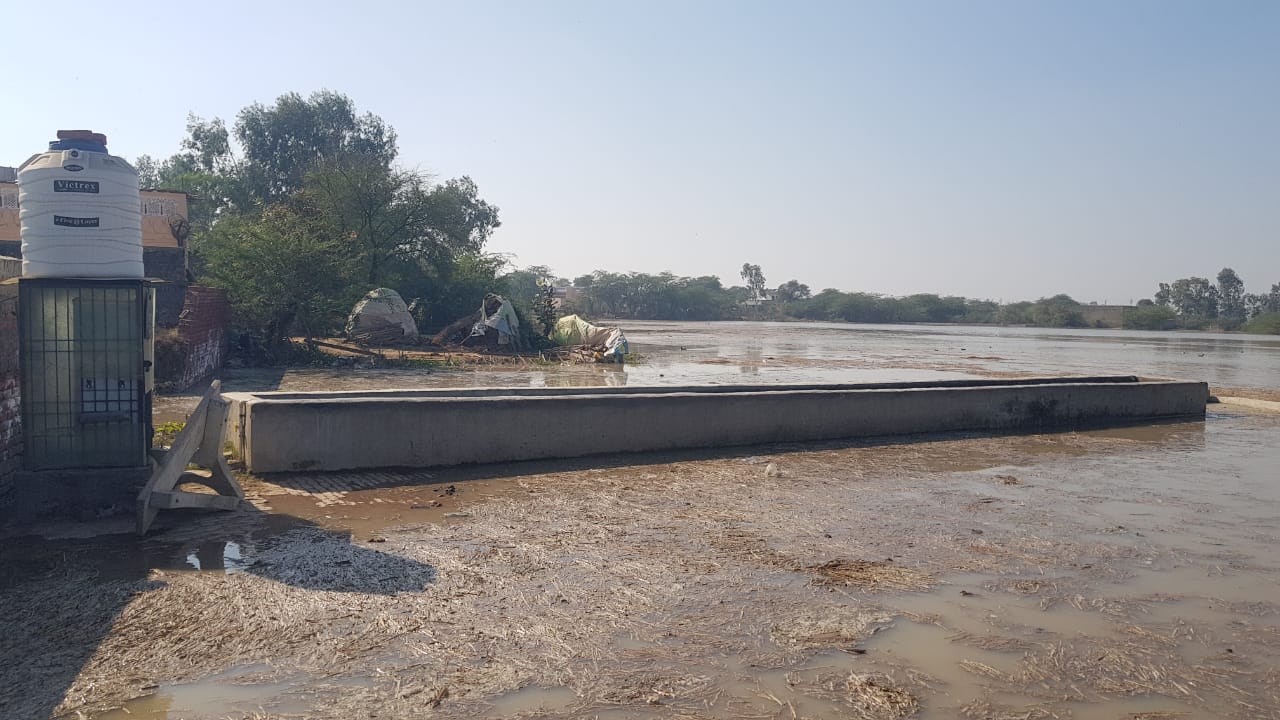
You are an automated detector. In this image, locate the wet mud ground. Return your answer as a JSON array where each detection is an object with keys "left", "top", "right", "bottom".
[{"left": 3, "top": 321, "right": 1280, "bottom": 719}]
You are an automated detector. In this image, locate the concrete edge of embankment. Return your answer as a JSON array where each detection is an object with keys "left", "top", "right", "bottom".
[{"left": 223, "top": 379, "right": 1209, "bottom": 474}]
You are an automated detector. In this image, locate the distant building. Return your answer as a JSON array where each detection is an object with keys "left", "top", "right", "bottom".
[
  {"left": 1077, "top": 304, "right": 1133, "bottom": 328},
  {"left": 0, "top": 168, "right": 192, "bottom": 326}
]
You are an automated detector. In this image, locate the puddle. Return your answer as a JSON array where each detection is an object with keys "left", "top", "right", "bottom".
[
  {"left": 863, "top": 620, "right": 1022, "bottom": 706},
  {"left": 1110, "top": 563, "right": 1280, "bottom": 606},
  {"left": 486, "top": 686, "right": 579, "bottom": 715},
  {"left": 93, "top": 666, "right": 302, "bottom": 719},
  {"left": 182, "top": 540, "right": 252, "bottom": 572}
]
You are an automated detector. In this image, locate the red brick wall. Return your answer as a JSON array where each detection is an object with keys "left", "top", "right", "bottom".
[{"left": 164, "top": 285, "right": 231, "bottom": 391}]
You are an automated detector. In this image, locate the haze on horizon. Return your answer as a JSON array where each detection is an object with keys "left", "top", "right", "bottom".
[{"left": 2, "top": 0, "right": 1276, "bottom": 305}]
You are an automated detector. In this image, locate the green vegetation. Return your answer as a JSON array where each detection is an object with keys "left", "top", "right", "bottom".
[
  {"left": 1121, "top": 304, "right": 1177, "bottom": 330},
  {"left": 152, "top": 421, "right": 186, "bottom": 448},
  {"left": 1147, "top": 268, "right": 1280, "bottom": 333},
  {"left": 139, "top": 93, "right": 1280, "bottom": 350},
  {"left": 138, "top": 92, "right": 504, "bottom": 361},
  {"left": 1244, "top": 312, "right": 1280, "bottom": 335}
]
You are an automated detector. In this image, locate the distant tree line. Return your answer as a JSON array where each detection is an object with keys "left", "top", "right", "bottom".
[
  {"left": 555, "top": 265, "right": 1093, "bottom": 329},
  {"left": 1127, "top": 268, "right": 1280, "bottom": 333},
  {"left": 541, "top": 263, "right": 1280, "bottom": 336}
]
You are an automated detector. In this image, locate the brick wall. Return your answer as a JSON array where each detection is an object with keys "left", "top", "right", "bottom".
[
  {"left": 159, "top": 285, "right": 230, "bottom": 392},
  {"left": 0, "top": 264, "right": 21, "bottom": 508}
]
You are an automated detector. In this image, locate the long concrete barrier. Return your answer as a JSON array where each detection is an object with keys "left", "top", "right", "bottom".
[{"left": 223, "top": 377, "right": 1207, "bottom": 473}]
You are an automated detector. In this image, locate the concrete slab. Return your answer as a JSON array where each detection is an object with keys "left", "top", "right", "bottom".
[{"left": 224, "top": 377, "right": 1208, "bottom": 474}]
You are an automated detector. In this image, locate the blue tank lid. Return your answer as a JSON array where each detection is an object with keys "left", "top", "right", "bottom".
[
  {"left": 49, "top": 130, "right": 109, "bottom": 154},
  {"left": 49, "top": 138, "right": 109, "bottom": 153}
]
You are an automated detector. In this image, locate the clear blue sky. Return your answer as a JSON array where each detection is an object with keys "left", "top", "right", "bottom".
[{"left": 3, "top": 0, "right": 1276, "bottom": 303}]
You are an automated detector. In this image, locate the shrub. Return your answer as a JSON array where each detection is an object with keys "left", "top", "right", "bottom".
[
  {"left": 1121, "top": 305, "right": 1178, "bottom": 330},
  {"left": 1244, "top": 312, "right": 1280, "bottom": 335}
]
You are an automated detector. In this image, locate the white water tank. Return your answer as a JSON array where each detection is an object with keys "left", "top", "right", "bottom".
[{"left": 17, "top": 130, "right": 144, "bottom": 278}]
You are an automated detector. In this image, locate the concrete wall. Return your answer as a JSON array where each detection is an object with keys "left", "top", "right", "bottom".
[
  {"left": 1078, "top": 305, "right": 1132, "bottom": 328},
  {"left": 226, "top": 378, "right": 1209, "bottom": 474}
]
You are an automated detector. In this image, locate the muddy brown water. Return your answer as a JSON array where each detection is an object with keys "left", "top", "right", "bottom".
[
  {"left": 153, "top": 320, "right": 1280, "bottom": 423},
  {"left": 3, "top": 322, "right": 1279, "bottom": 719}
]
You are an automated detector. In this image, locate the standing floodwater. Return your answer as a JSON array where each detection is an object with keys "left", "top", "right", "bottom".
[
  {"left": 33, "top": 319, "right": 1274, "bottom": 720},
  {"left": 156, "top": 322, "right": 1280, "bottom": 425}
]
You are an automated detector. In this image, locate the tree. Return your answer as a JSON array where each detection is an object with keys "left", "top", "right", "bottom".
[
  {"left": 1244, "top": 293, "right": 1268, "bottom": 320},
  {"left": 1154, "top": 283, "right": 1172, "bottom": 307},
  {"left": 1123, "top": 305, "right": 1177, "bottom": 330},
  {"left": 740, "top": 263, "right": 767, "bottom": 300},
  {"left": 305, "top": 155, "right": 441, "bottom": 285},
  {"left": 235, "top": 90, "right": 398, "bottom": 202},
  {"left": 1216, "top": 268, "right": 1245, "bottom": 326},
  {"left": 135, "top": 114, "right": 253, "bottom": 238},
  {"left": 1026, "top": 295, "right": 1084, "bottom": 328},
  {"left": 1167, "top": 277, "right": 1219, "bottom": 321},
  {"left": 775, "top": 280, "right": 811, "bottom": 302},
  {"left": 420, "top": 176, "right": 501, "bottom": 256},
  {"left": 199, "top": 194, "right": 352, "bottom": 353}
]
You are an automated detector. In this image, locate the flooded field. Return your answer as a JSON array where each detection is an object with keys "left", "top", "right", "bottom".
[
  {"left": 4, "top": 322, "right": 1280, "bottom": 719},
  {"left": 154, "top": 321, "right": 1280, "bottom": 422}
]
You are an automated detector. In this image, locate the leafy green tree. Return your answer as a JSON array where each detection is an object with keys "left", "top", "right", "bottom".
[
  {"left": 304, "top": 155, "right": 441, "bottom": 285},
  {"left": 740, "top": 263, "right": 767, "bottom": 299},
  {"left": 416, "top": 252, "right": 508, "bottom": 330},
  {"left": 1025, "top": 294, "right": 1084, "bottom": 327},
  {"left": 500, "top": 265, "right": 556, "bottom": 312},
  {"left": 1122, "top": 305, "right": 1177, "bottom": 330},
  {"left": 775, "top": 280, "right": 811, "bottom": 302},
  {"left": 235, "top": 90, "right": 398, "bottom": 202},
  {"left": 199, "top": 194, "right": 352, "bottom": 352},
  {"left": 420, "top": 176, "right": 501, "bottom": 256},
  {"left": 997, "top": 301, "right": 1033, "bottom": 325},
  {"left": 1168, "top": 277, "right": 1219, "bottom": 321},
  {"left": 1216, "top": 268, "right": 1245, "bottom": 327},
  {"left": 961, "top": 299, "right": 1000, "bottom": 324}
]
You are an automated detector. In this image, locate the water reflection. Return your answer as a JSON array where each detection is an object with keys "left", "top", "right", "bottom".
[{"left": 184, "top": 541, "right": 250, "bottom": 573}]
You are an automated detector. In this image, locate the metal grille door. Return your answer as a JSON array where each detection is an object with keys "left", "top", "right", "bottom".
[{"left": 19, "top": 279, "right": 148, "bottom": 469}]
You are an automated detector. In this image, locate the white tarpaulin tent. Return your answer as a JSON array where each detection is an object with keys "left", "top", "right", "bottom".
[
  {"left": 553, "top": 314, "right": 628, "bottom": 361},
  {"left": 470, "top": 293, "right": 521, "bottom": 347},
  {"left": 345, "top": 288, "right": 419, "bottom": 345}
]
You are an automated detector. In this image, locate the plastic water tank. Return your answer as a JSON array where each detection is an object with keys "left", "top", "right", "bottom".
[{"left": 17, "top": 130, "right": 143, "bottom": 278}]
